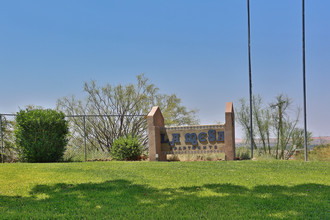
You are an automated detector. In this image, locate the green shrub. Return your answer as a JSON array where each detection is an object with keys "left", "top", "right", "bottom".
[
  {"left": 236, "top": 147, "right": 251, "bottom": 160},
  {"left": 15, "top": 109, "right": 69, "bottom": 162},
  {"left": 296, "top": 144, "right": 330, "bottom": 161},
  {"left": 111, "top": 135, "right": 142, "bottom": 161}
]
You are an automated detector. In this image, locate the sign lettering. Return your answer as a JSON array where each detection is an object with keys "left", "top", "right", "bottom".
[{"left": 160, "top": 126, "right": 225, "bottom": 154}]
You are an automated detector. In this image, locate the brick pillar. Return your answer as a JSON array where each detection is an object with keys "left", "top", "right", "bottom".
[
  {"left": 225, "top": 102, "right": 235, "bottom": 160},
  {"left": 147, "top": 106, "right": 166, "bottom": 161}
]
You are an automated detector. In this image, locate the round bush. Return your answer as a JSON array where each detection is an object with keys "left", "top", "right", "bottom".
[
  {"left": 111, "top": 135, "right": 142, "bottom": 161},
  {"left": 15, "top": 109, "right": 69, "bottom": 162}
]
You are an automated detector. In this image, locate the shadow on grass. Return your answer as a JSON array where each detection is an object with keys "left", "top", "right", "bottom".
[{"left": 0, "top": 180, "right": 329, "bottom": 219}]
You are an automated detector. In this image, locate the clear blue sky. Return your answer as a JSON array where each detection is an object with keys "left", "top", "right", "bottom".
[{"left": 0, "top": 0, "right": 329, "bottom": 138}]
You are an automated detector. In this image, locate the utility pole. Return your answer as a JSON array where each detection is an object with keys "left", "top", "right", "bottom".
[
  {"left": 302, "top": 0, "right": 308, "bottom": 162},
  {"left": 247, "top": 0, "right": 254, "bottom": 158}
]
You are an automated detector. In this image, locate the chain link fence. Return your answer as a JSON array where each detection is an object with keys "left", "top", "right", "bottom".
[{"left": 0, "top": 114, "right": 147, "bottom": 163}]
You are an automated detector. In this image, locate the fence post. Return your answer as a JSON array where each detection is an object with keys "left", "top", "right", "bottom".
[
  {"left": 0, "top": 115, "right": 3, "bottom": 163},
  {"left": 83, "top": 115, "right": 87, "bottom": 162}
]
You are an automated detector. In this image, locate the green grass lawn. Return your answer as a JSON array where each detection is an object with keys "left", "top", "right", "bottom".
[{"left": 0, "top": 161, "right": 329, "bottom": 219}]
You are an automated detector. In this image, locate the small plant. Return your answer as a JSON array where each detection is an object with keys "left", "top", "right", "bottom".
[
  {"left": 111, "top": 135, "right": 142, "bottom": 161},
  {"left": 236, "top": 147, "right": 251, "bottom": 160}
]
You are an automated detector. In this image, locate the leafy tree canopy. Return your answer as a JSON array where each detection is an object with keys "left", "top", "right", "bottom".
[{"left": 57, "top": 74, "right": 199, "bottom": 152}]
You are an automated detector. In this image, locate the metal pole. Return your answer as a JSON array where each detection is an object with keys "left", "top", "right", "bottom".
[
  {"left": 247, "top": 0, "right": 254, "bottom": 158},
  {"left": 0, "top": 115, "right": 4, "bottom": 163},
  {"left": 302, "top": 0, "right": 308, "bottom": 162},
  {"left": 83, "top": 115, "right": 87, "bottom": 162}
]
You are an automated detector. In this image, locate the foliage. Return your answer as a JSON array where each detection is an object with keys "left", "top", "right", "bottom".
[
  {"left": 0, "top": 161, "right": 329, "bottom": 219},
  {"left": 57, "top": 74, "right": 199, "bottom": 153},
  {"left": 285, "top": 127, "right": 312, "bottom": 160},
  {"left": 15, "top": 109, "right": 69, "bottom": 162},
  {"left": 236, "top": 97, "right": 257, "bottom": 149},
  {"left": 110, "top": 135, "right": 142, "bottom": 161},
  {"left": 235, "top": 147, "right": 251, "bottom": 160},
  {"left": 253, "top": 95, "right": 271, "bottom": 154},
  {"left": 63, "top": 147, "right": 112, "bottom": 162},
  {"left": 296, "top": 144, "right": 330, "bottom": 161},
  {"left": 236, "top": 94, "right": 312, "bottom": 159},
  {"left": 156, "top": 94, "right": 198, "bottom": 126},
  {"left": 0, "top": 116, "right": 18, "bottom": 162}
]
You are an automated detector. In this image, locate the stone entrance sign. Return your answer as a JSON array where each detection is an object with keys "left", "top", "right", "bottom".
[{"left": 147, "top": 102, "right": 235, "bottom": 161}]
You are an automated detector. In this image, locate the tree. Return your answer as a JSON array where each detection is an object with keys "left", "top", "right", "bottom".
[
  {"left": 0, "top": 116, "right": 16, "bottom": 162},
  {"left": 57, "top": 74, "right": 199, "bottom": 153},
  {"left": 15, "top": 109, "right": 69, "bottom": 162},
  {"left": 236, "top": 97, "right": 257, "bottom": 150},
  {"left": 252, "top": 95, "right": 272, "bottom": 154},
  {"left": 236, "top": 94, "right": 311, "bottom": 159}
]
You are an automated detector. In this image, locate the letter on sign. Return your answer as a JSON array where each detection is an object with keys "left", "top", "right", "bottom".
[
  {"left": 185, "top": 133, "right": 198, "bottom": 146},
  {"left": 169, "top": 133, "right": 180, "bottom": 146},
  {"left": 198, "top": 132, "right": 207, "bottom": 142}
]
